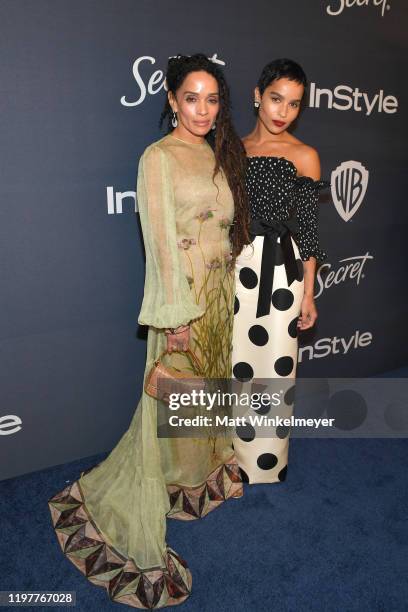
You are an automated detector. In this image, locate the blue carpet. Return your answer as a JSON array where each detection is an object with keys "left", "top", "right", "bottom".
[{"left": 0, "top": 438, "right": 407, "bottom": 611}]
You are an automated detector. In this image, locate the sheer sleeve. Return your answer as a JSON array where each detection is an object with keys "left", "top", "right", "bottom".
[
  {"left": 137, "top": 144, "right": 205, "bottom": 329},
  {"left": 294, "top": 176, "right": 328, "bottom": 262}
]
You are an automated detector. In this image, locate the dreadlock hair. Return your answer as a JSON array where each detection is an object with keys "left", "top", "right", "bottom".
[{"left": 159, "top": 53, "right": 250, "bottom": 260}]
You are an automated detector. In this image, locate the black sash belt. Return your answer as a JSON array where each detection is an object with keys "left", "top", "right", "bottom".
[{"left": 249, "top": 217, "right": 300, "bottom": 318}]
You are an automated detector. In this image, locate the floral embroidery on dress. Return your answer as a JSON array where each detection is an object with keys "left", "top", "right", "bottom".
[
  {"left": 219, "top": 217, "right": 232, "bottom": 230},
  {"left": 224, "top": 252, "right": 234, "bottom": 271},
  {"left": 177, "top": 238, "right": 197, "bottom": 250},
  {"left": 195, "top": 209, "right": 214, "bottom": 222},
  {"left": 206, "top": 257, "right": 222, "bottom": 270},
  {"left": 175, "top": 207, "right": 234, "bottom": 380}
]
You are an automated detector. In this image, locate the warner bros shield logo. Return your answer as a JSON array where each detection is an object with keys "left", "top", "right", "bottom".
[{"left": 331, "top": 161, "right": 369, "bottom": 222}]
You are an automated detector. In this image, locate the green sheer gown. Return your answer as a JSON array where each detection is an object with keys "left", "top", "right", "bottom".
[{"left": 48, "top": 134, "right": 243, "bottom": 609}]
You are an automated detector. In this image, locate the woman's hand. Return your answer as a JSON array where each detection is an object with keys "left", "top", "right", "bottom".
[
  {"left": 165, "top": 325, "right": 190, "bottom": 352},
  {"left": 297, "top": 295, "right": 317, "bottom": 331}
]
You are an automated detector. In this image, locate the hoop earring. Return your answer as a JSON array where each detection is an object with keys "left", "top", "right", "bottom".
[
  {"left": 254, "top": 101, "right": 260, "bottom": 108},
  {"left": 211, "top": 122, "right": 216, "bottom": 131},
  {"left": 171, "top": 111, "right": 178, "bottom": 128}
]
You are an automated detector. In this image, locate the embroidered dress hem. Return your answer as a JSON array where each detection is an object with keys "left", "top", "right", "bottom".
[
  {"left": 48, "top": 481, "right": 191, "bottom": 609},
  {"left": 167, "top": 454, "right": 243, "bottom": 520}
]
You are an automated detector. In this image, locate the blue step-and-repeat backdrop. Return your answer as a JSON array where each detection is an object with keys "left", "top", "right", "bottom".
[{"left": 1, "top": 0, "right": 407, "bottom": 479}]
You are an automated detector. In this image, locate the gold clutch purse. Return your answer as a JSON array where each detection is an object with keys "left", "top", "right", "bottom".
[{"left": 144, "top": 348, "right": 205, "bottom": 401}]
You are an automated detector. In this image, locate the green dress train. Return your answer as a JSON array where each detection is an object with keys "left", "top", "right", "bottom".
[{"left": 48, "top": 134, "right": 243, "bottom": 609}]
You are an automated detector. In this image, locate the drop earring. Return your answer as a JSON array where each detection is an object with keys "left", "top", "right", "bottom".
[
  {"left": 211, "top": 122, "right": 216, "bottom": 131},
  {"left": 171, "top": 111, "right": 178, "bottom": 128}
]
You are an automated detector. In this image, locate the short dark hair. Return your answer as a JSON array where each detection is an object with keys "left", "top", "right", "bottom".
[{"left": 257, "top": 58, "right": 307, "bottom": 95}]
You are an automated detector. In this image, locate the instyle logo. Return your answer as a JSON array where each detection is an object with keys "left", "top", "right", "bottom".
[
  {"left": 106, "top": 187, "right": 137, "bottom": 214},
  {"left": 331, "top": 161, "right": 369, "bottom": 222},
  {"left": 298, "top": 330, "right": 373, "bottom": 362},
  {"left": 0, "top": 414, "right": 22, "bottom": 436},
  {"left": 121, "top": 54, "right": 226, "bottom": 107},
  {"left": 315, "top": 252, "right": 373, "bottom": 298},
  {"left": 309, "top": 83, "right": 398, "bottom": 115},
  {"left": 326, "top": 0, "right": 390, "bottom": 17}
]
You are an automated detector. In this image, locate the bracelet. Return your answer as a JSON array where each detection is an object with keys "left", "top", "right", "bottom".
[{"left": 164, "top": 325, "right": 189, "bottom": 335}]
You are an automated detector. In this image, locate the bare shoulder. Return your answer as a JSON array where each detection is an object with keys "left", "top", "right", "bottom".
[
  {"left": 294, "top": 143, "right": 321, "bottom": 180},
  {"left": 241, "top": 134, "right": 255, "bottom": 155}
]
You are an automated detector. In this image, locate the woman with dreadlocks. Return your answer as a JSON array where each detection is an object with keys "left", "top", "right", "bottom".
[{"left": 48, "top": 53, "right": 250, "bottom": 609}]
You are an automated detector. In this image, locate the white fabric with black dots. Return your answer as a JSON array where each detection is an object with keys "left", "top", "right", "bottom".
[
  {"left": 232, "top": 235, "right": 304, "bottom": 484},
  {"left": 231, "top": 156, "right": 326, "bottom": 484}
]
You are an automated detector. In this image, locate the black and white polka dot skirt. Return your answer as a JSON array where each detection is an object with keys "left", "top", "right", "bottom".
[{"left": 232, "top": 235, "right": 304, "bottom": 484}]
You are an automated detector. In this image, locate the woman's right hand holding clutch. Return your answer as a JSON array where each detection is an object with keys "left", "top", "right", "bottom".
[{"left": 165, "top": 325, "right": 190, "bottom": 352}]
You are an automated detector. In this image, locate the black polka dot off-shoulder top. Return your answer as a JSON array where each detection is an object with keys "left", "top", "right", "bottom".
[{"left": 246, "top": 156, "right": 327, "bottom": 261}]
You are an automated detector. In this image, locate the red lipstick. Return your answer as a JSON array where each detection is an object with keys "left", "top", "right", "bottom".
[{"left": 272, "top": 120, "right": 286, "bottom": 128}]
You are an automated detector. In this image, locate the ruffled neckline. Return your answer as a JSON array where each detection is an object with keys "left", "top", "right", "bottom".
[{"left": 247, "top": 155, "right": 328, "bottom": 188}]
